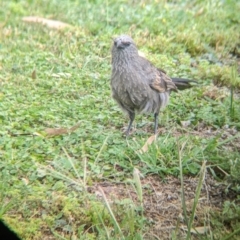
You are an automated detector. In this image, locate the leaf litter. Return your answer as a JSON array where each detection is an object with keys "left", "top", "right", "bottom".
[
  {"left": 22, "top": 16, "right": 72, "bottom": 29},
  {"left": 44, "top": 122, "right": 81, "bottom": 136}
]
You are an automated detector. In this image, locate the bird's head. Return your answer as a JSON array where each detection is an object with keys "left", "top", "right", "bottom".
[
  {"left": 113, "top": 35, "right": 134, "bottom": 49},
  {"left": 112, "top": 35, "right": 138, "bottom": 56}
]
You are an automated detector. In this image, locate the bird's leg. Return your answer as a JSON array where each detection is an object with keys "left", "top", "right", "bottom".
[
  {"left": 125, "top": 111, "right": 135, "bottom": 136},
  {"left": 154, "top": 113, "right": 159, "bottom": 135}
]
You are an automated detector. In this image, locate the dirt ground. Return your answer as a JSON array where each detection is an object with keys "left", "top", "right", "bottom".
[{"left": 93, "top": 173, "right": 237, "bottom": 240}]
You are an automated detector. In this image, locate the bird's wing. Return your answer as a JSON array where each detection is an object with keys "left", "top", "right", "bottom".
[
  {"left": 150, "top": 66, "right": 177, "bottom": 93},
  {"left": 138, "top": 56, "right": 177, "bottom": 93},
  {"left": 156, "top": 67, "right": 167, "bottom": 74}
]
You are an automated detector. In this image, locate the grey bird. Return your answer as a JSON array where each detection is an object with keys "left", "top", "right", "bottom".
[{"left": 111, "top": 35, "right": 196, "bottom": 136}]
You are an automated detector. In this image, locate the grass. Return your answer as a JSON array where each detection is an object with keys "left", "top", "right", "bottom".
[{"left": 0, "top": 0, "right": 240, "bottom": 239}]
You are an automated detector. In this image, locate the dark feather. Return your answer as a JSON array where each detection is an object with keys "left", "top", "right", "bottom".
[{"left": 171, "top": 78, "right": 198, "bottom": 90}]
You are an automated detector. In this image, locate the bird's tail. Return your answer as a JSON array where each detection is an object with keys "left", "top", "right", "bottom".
[{"left": 171, "top": 78, "right": 198, "bottom": 90}]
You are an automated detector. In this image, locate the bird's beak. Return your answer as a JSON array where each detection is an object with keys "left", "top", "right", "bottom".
[{"left": 114, "top": 39, "right": 124, "bottom": 49}]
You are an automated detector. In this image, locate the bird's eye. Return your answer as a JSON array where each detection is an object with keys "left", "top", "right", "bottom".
[{"left": 122, "top": 41, "right": 131, "bottom": 46}]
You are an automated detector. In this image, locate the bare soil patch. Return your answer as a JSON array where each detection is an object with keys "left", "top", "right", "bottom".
[{"left": 91, "top": 174, "right": 237, "bottom": 239}]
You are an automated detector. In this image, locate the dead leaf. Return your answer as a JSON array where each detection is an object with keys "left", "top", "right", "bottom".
[
  {"left": 45, "top": 128, "right": 69, "bottom": 136},
  {"left": 203, "top": 85, "right": 228, "bottom": 100},
  {"left": 139, "top": 134, "right": 157, "bottom": 153},
  {"left": 3, "top": 27, "right": 12, "bottom": 37},
  {"left": 195, "top": 7, "right": 205, "bottom": 17},
  {"left": 69, "top": 123, "right": 81, "bottom": 132},
  {"left": 190, "top": 226, "right": 209, "bottom": 234},
  {"left": 33, "top": 132, "right": 45, "bottom": 137},
  {"left": 51, "top": 72, "right": 72, "bottom": 78},
  {"left": 22, "top": 178, "right": 29, "bottom": 185},
  {"left": 31, "top": 69, "right": 36, "bottom": 79},
  {"left": 182, "top": 226, "right": 209, "bottom": 234},
  {"left": 45, "top": 122, "right": 80, "bottom": 136},
  {"left": 180, "top": 120, "right": 191, "bottom": 127},
  {"left": 22, "top": 16, "right": 72, "bottom": 29}
]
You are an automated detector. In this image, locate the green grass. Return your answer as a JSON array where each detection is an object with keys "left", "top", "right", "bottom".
[{"left": 0, "top": 0, "right": 240, "bottom": 239}]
